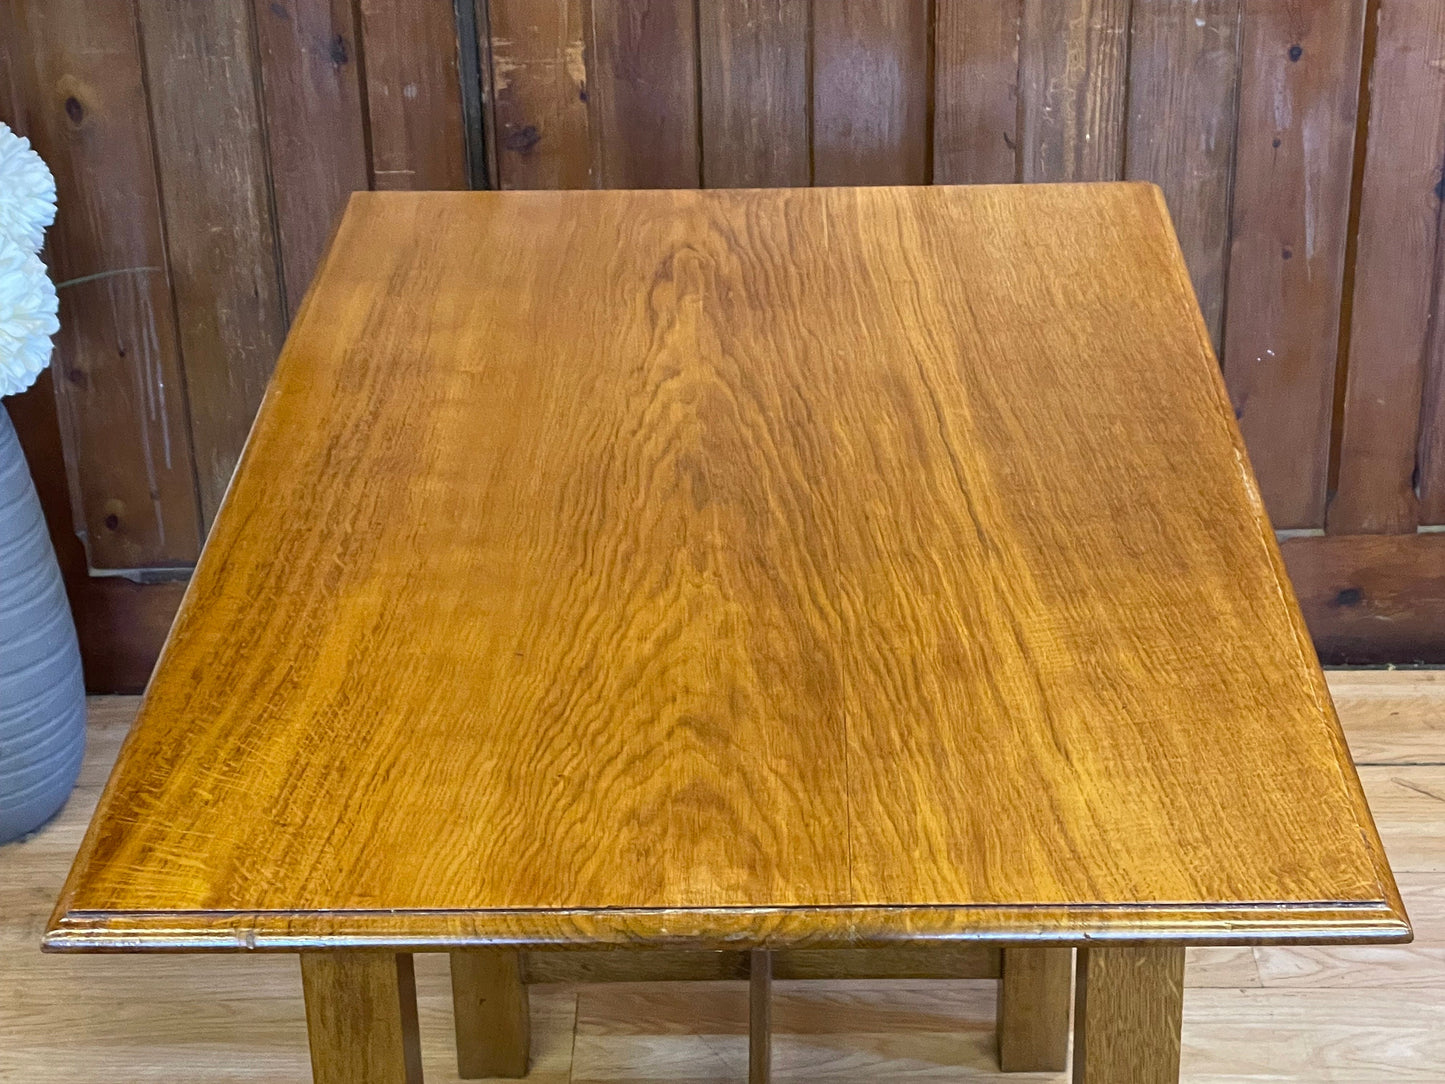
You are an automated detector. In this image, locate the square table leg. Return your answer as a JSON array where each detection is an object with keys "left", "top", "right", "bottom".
[
  {"left": 749, "top": 949, "right": 771, "bottom": 1084},
  {"left": 1072, "top": 945, "right": 1186, "bottom": 1083},
  {"left": 996, "top": 946, "right": 1073, "bottom": 1071},
  {"left": 450, "top": 949, "right": 530, "bottom": 1078},
  {"left": 300, "top": 951, "right": 423, "bottom": 1084}
]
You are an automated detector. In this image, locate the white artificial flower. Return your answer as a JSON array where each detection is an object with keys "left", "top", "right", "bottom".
[
  {"left": 0, "top": 243, "right": 59, "bottom": 397},
  {"left": 0, "top": 123, "right": 56, "bottom": 254}
]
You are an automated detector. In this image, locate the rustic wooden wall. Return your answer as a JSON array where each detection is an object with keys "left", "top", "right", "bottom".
[{"left": 2, "top": 0, "right": 1443, "bottom": 689}]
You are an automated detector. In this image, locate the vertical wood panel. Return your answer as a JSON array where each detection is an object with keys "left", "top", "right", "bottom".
[
  {"left": 1222, "top": 0, "right": 1368, "bottom": 529},
  {"left": 8, "top": 0, "right": 202, "bottom": 569},
  {"left": 1421, "top": 283, "right": 1445, "bottom": 522},
  {"left": 1019, "top": 0, "right": 1131, "bottom": 182},
  {"left": 136, "top": 0, "right": 289, "bottom": 527},
  {"left": 488, "top": 0, "right": 591, "bottom": 189},
  {"left": 934, "top": 0, "right": 1022, "bottom": 185},
  {"left": 252, "top": 0, "right": 370, "bottom": 312},
  {"left": 1126, "top": 0, "right": 1242, "bottom": 350},
  {"left": 356, "top": 0, "right": 468, "bottom": 190},
  {"left": 588, "top": 0, "right": 698, "bottom": 188},
  {"left": 698, "top": 0, "right": 810, "bottom": 188},
  {"left": 1330, "top": 0, "right": 1445, "bottom": 534},
  {"left": 0, "top": 0, "right": 19, "bottom": 120},
  {"left": 812, "top": 0, "right": 930, "bottom": 186}
]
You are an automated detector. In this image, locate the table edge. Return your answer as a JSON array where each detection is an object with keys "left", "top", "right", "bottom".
[{"left": 43, "top": 900, "right": 1411, "bottom": 953}]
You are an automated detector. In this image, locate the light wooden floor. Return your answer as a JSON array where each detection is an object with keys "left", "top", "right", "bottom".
[{"left": 2, "top": 671, "right": 1442, "bottom": 1082}]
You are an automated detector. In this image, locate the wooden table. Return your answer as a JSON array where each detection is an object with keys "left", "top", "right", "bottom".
[{"left": 48, "top": 185, "right": 1409, "bottom": 1083}]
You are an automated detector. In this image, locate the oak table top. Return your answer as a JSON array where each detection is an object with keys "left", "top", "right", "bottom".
[{"left": 48, "top": 185, "right": 1408, "bottom": 954}]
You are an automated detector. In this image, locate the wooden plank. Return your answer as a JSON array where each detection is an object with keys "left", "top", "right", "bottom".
[
  {"left": 5, "top": 0, "right": 202, "bottom": 569},
  {"left": 1359, "top": 765, "right": 1445, "bottom": 875},
  {"left": 134, "top": 0, "right": 289, "bottom": 528},
  {"left": 748, "top": 950, "right": 770, "bottom": 1084},
  {"left": 1420, "top": 237, "right": 1445, "bottom": 524},
  {"left": 0, "top": 0, "right": 19, "bottom": 121},
  {"left": 1422, "top": 373, "right": 1445, "bottom": 524},
  {"left": 521, "top": 944, "right": 999, "bottom": 984},
  {"left": 933, "top": 0, "right": 1022, "bottom": 185},
  {"left": 450, "top": 949, "right": 529, "bottom": 1078},
  {"left": 252, "top": 0, "right": 370, "bottom": 313},
  {"left": 1019, "top": 0, "right": 1131, "bottom": 181},
  {"left": 771, "top": 945, "right": 1000, "bottom": 981},
  {"left": 1328, "top": 669, "right": 1445, "bottom": 766},
  {"left": 4, "top": 375, "right": 187, "bottom": 694},
  {"left": 1281, "top": 534, "right": 1445, "bottom": 665},
  {"left": 301, "top": 952, "right": 422, "bottom": 1084},
  {"left": 588, "top": 0, "right": 698, "bottom": 188},
  {"left": 356, "top": 0, "right": 468, "bottom": 190},
  {"left": 996, "top": 946, "right": 1072, "bottom": 1071},
  {"left": 1330, "top": 0, "right": 1445, "bottom": 535},
  {"left": 812, "top": 0, "right": 930, "bottom": 185},
  {"left": 44, "top": 187, "right": 1406, "bottom": 952},
  {"left": 698, "top": 0, "right": 809, "bottom": 188},
  {"left": 487, "top": 0, "right": 591, "bottom": 188},
  {"left": 1073, "top": 946, "right": 1185, "bottom": 1083},
  {"left": 1126, "top": 0, "right": 1242, "bottom": 350},
  {"left": 1222, "top": 0, "right": 1368, "bottom": 529}
]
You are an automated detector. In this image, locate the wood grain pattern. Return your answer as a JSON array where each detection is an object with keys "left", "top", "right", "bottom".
[
  {"left": 1282, "top": 535, "right": 1445, "bottom": 665},
  {"left": 1125, "top": 0, "right": 1242, "bottom": 350},
  {"left": 748, "top": 950, "right": 770, "bottom": 1084},
  {"left": 1073, "top": 945, "right": 1185, "bottom": 1083},
  {"left": 6, "top": 688, "right": 1442, "bottom": 1080},
  {"left": 47, "top": 186, "right": 1406, "bottom": 953},
  {"left": 450, "top": 949, "right": 528, "bottom": 1077},
  {"left": 933, "top": 0, "right": 1022, "bottom": 185},
  {"left": 5, "top": 0, "right": 203, "bottom": 569},
  {"left": 487, "top": 0, "right": 591, "bottom": 188},
  {"left": 996, "top": 946, "right": 1072, "bottom": 1071},
  {"left": 355, "top": 0, "right": 468, "bottom": 190},
  {"left": 1222, "top": 0, "right": 1368, "bottom": 529},
  {"left": 1421, "top": 311, "right": 1445, "bottom": 523},
  {"left": 697, "top": 0, "right": 810, "bottom": 188},
  {"left": 0, "top": 0, "right": 20, "bottom": 122},
  {"left": 1019, "top": 0, "right": 1131, "bottom": 181},
  {"left": 252, "top": 0, "right": 370, "bottom": 313},
  {"left": 1327, "top": 670, "right": 1445, "bottom": 766},
  {"left": 301, "top": 952, "right": 422, "bottom": 1084},
  {"left": 812, "top": 1, "right": 930, "bottom": 185},
  {"left": 588, "top": 0, "right": 698, "bottom": 188},
  {"left": 134, "top": 0, "right": 289, "bottom": 527},
  {"left": 1330, "top": 0, "right": 1445, "bottom": 534}
]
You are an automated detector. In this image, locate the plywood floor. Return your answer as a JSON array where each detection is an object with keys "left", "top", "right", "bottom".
[{"left": 2, "top": 671, "right": 1442, "bottom": 1082}]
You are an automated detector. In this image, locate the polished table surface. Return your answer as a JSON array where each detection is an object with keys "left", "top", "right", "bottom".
[{"left": 48, "top": 185, "right": 1407, "bottom": 953}]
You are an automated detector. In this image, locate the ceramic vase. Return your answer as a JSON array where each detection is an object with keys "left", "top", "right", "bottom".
[{"left": 0, "top": 406, "right": 84, "bottom": 843}]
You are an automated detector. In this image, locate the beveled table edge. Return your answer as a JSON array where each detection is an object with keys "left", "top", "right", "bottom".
[{"left": 43, "top": 900, "right": 1411, "bottom": 953}]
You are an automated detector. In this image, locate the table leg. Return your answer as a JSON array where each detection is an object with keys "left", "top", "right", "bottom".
[
  {"left": 300, "top": 951, "right": 422, "bottom": 1084},
  {"left": 1072, "top": 945, "right": 1185, "bottom": 1084},
  {"left": 450, "top": 949, "right": 530, "bottom": 1078},
  {"left": 996, "top": 946, "right": 1072, "bottom": 1071},
  {"left": 749, "top": 949, "right": 771, "bottom": 1084}
]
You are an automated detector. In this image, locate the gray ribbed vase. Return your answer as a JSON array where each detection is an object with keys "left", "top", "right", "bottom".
[{"left": 0, "top": 407, "right": 84, "bottom": 843}]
